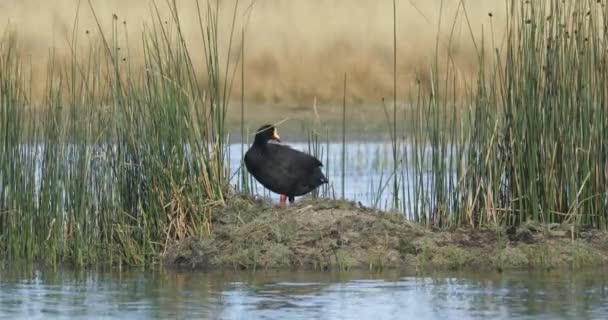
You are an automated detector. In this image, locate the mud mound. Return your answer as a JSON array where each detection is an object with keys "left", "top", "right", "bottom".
[{"left": 163, "top": 196, "right": 608, "bottom": 271}]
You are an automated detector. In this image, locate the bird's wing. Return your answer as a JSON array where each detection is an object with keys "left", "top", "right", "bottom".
[
  {"left": 262, "top": 144, "right": 323, "bottom": 193},
  {"left": 266, "top": 143, "right": 323, "bottom": 169}
]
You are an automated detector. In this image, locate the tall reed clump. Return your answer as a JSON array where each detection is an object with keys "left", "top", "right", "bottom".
[
  {"left": 0, "top": 31, "right": 34, "bottom": 263},
  {"left": 0, "top": 0, "right": 240, "bottom": 267},
  {"left": 407, "top": 0, "right": 608, "bottom": 229}
]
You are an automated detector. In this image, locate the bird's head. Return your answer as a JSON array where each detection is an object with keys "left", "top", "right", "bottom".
[{"left": 254, "top": 124, "right": 281, "bottom": 145}]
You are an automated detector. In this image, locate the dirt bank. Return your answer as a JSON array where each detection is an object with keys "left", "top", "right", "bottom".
[{"left": 163, "top": 196, "right": 608, "bottom": 272}]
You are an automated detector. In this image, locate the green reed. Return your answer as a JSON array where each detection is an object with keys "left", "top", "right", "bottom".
[
  {"left": 0, "top": 0, "right": 241, "bottom": 267},
  {"left": 403, "top": 0, "right": 608, "bottom": 228},
  {"left": 237, "top": 25, "right": 252, "bottom": 196},
  {"left": 391, "top": 0, "right": 399, "bottom": 210},
  {"left": 342, "top": 74, "right": 347, "bottom": 199}
]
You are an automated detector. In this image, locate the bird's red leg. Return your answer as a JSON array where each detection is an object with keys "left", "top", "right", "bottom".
[{"left": 279, "top": 194, "right": 287, "bottom": 206}]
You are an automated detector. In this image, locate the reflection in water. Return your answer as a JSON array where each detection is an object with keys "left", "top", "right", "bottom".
[{"left": 0, "top": 269, "right": 607, "bottom": 319}]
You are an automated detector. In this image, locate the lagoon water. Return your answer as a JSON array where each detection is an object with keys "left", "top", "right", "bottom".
[{"left": 1, "top": 269, "right": 607, "bottom": 319}]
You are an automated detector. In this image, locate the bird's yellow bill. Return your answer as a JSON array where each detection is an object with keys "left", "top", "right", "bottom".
[{"left": 273, "top": 128, "right": 281, "bottom": 141}]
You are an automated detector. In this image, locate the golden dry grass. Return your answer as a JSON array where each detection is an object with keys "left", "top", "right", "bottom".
[{"left": 2, "top": 0, "right": 507, "bottom": 106}]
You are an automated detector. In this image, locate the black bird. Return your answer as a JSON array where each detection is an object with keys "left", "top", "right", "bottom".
[{"left": 244, "top": 124, "right": 328, "bottom": 204}]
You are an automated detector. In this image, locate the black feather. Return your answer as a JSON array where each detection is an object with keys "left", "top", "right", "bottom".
[{"left": 244, "top": 124, "right": 328, "bottom": 200}]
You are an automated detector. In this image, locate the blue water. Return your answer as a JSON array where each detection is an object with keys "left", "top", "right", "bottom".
[{"left": 0, "top": 269, "right": 606, "bottom": 319}]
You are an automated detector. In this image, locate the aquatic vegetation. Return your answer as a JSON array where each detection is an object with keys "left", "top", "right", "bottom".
[
  {"left": 1, "top": 0, "right": 608, "bottom": 269},
  {"left": 403, "top": 0, "right": 608, "bottom": 228},
  {"left": 333, "top": 0, "right": 608, "bottom": 229},
  {"left": 0, "top": 0, "right": 238, "bottom": 267}
]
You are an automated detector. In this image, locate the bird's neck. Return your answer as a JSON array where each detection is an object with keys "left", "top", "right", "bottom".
[{"left": 253, "top": 140, "right": 268, "bottom": 151}]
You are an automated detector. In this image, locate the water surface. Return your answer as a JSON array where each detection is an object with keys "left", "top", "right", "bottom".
[{"left": 1, "top": 269, "right": 606, "bottom": 319}]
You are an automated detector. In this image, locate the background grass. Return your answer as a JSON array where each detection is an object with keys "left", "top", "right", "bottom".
[{"left": 1, "top": 0, "right": 505, "bottom": 106}]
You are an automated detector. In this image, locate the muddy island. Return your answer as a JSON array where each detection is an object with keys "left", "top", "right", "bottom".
[{"left": 163, "top": 195, "right": 608, "bottom": 272}]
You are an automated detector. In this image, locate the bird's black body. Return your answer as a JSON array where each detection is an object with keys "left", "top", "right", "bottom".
[{"left": 244, "top": 125, "right": 328, "bottom": 203}]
